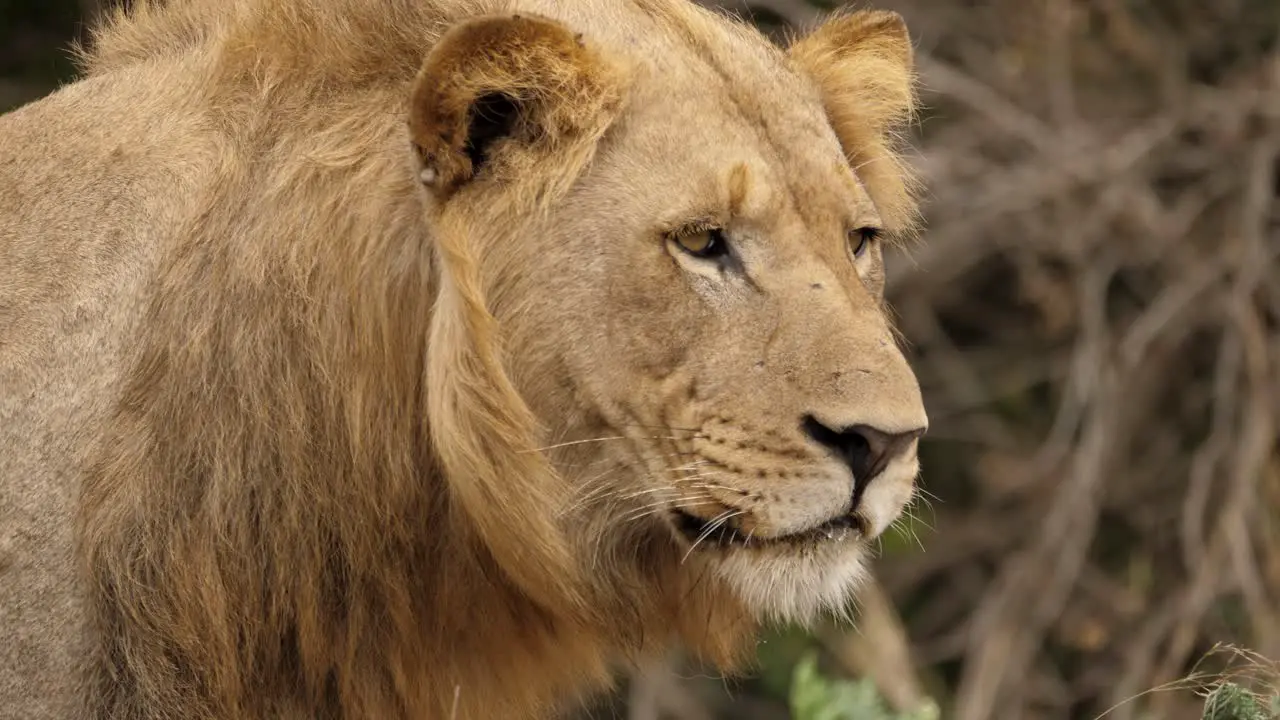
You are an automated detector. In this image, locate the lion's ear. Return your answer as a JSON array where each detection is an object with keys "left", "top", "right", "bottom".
[
  {"left": 409, "top": 14, "right": 627, "bottom": 198},
  {"left": 788, "top": 10, "right": 915, "bottom": 137},
  {"left": 788, "top": 10, "right": 919, "bottom": 232}
]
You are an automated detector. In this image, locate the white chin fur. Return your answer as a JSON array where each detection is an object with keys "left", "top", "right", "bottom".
[{"left": 711, "top": 542, "right": 868, "bottom": 626}]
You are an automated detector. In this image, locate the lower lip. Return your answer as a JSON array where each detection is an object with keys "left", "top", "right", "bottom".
[{"left": 671, "top": 509, "right": 865, "bottom": 547}]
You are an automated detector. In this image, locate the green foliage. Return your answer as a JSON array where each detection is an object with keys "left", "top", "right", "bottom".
[
  {"left": 1200, "top": 682, "right": 1279, "bottom": 720},
  {"left": 756, "top": 625, "right": 822, "bottom": 701},
  {"left": 789, "top": 653, "right": 940, "bottom": 720}
]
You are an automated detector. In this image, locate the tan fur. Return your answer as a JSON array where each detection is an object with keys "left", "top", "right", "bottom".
[
  {"left": 0, "top": 1, "right": 926, "bottom": 718},
  {"left": 788, "top": 8, "right": 921, "bottom": 234}
]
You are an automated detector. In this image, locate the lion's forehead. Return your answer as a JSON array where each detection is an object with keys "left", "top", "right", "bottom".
[
  {"left": 531, "top": 0, "right": 840, "bottom": 148},
  {"left": 628, "top": 8, "right": 857, "bottom": 208},
  {"left": 525, "top": 0, "right": 865, "bottom": 222}
]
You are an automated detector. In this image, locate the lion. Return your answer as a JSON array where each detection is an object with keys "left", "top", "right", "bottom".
[{"left": 0, "top": 0, "right": 928, "bottom": 717}]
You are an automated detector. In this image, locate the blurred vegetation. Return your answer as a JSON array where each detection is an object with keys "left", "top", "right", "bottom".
[
  {"left": 1201, "top": 683, "right": 1276, "bottom": 720},
  {"left": 3, "top": 1, "right": 1277, "bottom": 719},
  {"left": 0, "top": 0, "right": 88, "bottom": 111},
  {"left": 790, "top": 654, "right": 941, "bottom": 720}
]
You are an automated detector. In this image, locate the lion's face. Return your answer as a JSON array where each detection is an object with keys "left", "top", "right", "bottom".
[
  {"left": 524, "top": 86, "right": 923, "bottom": 624},
  {"left": 412, "top": 6, "right": 926, "bottom": 625}
]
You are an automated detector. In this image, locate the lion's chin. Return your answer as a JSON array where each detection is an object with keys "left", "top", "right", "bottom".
[
  {"left": 707, "top": 539, "right": 869, "bottom": 626},
  {"left": 665, "top": 509, "right": 875, "bottom": 625}
]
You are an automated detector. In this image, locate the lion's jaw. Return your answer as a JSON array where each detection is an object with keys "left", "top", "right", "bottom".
[
  {"left": 564, "top": 380, "right": 925, "bottom": 626},
  {"left": 548, "top": 399, "right": 923, "bottom": 625},
  {"left": 679, "top": 448, "right": 922, "bottom": 625}
]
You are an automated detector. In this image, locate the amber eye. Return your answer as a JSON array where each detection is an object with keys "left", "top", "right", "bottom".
[
  {"left": 849, "top": 226, "right": 880, "bottom": 259},
  {"left": 673, "top": 227, "right": 729, "bottom": 259}
]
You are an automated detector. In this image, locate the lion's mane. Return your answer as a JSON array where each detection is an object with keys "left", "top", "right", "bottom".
[{"left": 70, "top": 2, "right": 740, "bottom": 718}]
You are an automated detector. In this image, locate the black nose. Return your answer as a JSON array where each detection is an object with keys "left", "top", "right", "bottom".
[{"left": 801, "top": 415, "right": 924, "bottom": 483}]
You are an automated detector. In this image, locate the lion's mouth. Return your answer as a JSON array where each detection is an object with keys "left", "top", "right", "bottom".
[{"left": 670, "top": 508, "right": 868, "bottom": 548}]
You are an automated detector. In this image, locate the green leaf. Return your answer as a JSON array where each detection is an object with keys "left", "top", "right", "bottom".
[{"left": 789, "top": 652, "right": 942, "bottom": 720}]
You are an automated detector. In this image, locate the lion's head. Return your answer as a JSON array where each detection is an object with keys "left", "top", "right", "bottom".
[{"left": 413, "top": 4, "right": 927, "bottom": 627}]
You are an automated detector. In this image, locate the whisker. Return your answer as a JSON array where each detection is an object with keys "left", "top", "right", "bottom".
[
  {"left": 668, "top": 471, "right": 716, "bottom": 483},
  {"left": 914, "top": 487, "right": 943, "bottom": 505},
  {"left": 567, "top": 460, "right": 706, "bottom": 507},
  {"left": 618, "top": 486, "right": 686, "bottom": 502},
  {"left": 558, "top": 443, "right": 750, "bottom": 521},
  {"left": 611, "top": 422, "right": 705, "bottom": 434},
  {"left": 557, "top": 468, "right": 631, "bottom": 516},
  {"left": 560, "top": 448, "right": 697, "bottom": 470},
  {"left": 526, "top": 435, "right": 685, "bottom": 453},
  {"left": 564, "top": 484, "right": 666, "bottom": 516},
  {"left": 892, "top": 513, "right": 927, "bottom": 552},
  {"left": 686, "top": 481, "right": 743, "bottom": 493},
  {"left": 619, "top": 493, "right": 710, "bottom": 524},
  {"left": 671, "top": 472, "right": 727, "bottom": 485},
  {"left": 667, "top": 460, "right": 712, "bottom": 473},
  {"left": 681, "top": 508, "right": 746, "bottom": 564},
  {"left": 903, "top": 505, "right": 935, "bottom": 533},
  {"left": 621, "top": 500, "right": 717, "bottom": 526},
  {"left": 564, "top": 452, "right": 695, "bottom": 501}
]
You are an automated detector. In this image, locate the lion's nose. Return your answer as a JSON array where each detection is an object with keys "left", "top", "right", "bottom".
[{"left": 801, "top": 415, "right": 924, "bottom": 483}]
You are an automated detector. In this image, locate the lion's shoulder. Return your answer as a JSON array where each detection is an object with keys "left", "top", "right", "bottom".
[{"left": 0, "top": 64, "right": 202, "bottom": 720}]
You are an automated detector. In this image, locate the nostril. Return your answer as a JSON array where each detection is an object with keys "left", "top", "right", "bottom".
[
  {"left": 846, "top": 431, "right": 870, "bottom": 455},
  {"left": 800, "top": 415, "right": 843, "bottom": 455},
  {"left": 845, "top": 429, "right": 873, "bottom": 480},
  {"left": 801, "top": 415, "right": 923, "bottom": 484}
]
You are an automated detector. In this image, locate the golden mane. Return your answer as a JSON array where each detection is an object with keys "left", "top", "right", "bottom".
[
  {"left": 73, "top": 2, "right": 733, "bottom": 717},
  {"left": 82, "top": 0, "right": 479, "bottom": 81}
]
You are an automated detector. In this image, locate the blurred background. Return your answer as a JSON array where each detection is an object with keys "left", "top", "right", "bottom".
[{"left": 3, "top": 1, "right": 1277, "bottom": 718}]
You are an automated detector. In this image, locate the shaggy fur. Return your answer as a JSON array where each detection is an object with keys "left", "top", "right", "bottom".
[{"left": 0, "top": 0, "right": 927, "bottom": 718}]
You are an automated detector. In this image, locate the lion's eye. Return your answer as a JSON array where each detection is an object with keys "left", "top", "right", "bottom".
[
  {"left": 849, "top": 226, "right": 880, "bottom": 259},
  {"left": 673, "top": 227, "right": 729, "bottom": 259}
]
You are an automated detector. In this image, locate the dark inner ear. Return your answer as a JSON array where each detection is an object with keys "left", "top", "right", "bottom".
[{"left": 464, "top": 92, "right": 521, "bottom": 173}]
